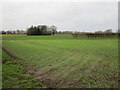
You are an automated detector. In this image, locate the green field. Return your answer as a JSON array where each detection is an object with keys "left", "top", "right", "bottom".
[{"left": 2, "top": 35, "right": 118, "bottom": 88}]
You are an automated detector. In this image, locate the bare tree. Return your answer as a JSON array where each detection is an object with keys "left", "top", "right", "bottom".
[
  {"left": 104, "top": 29, "right": 112, "bottom": 33},
  {"left": 50, "top": 25, "right": 57, "bottom": 35}
]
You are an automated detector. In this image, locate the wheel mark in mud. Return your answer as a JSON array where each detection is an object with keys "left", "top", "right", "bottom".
[{"left": 2, "top": 46, "right": 21, "bottom": 60}]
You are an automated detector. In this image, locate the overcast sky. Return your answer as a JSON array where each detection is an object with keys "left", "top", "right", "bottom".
[{"left": 2, "top": 1, "right": 118, "bottom": 32}]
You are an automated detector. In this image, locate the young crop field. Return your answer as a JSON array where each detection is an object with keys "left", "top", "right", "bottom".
[{"left": 2, "top": 34, "right": 118, "bottom": 88}]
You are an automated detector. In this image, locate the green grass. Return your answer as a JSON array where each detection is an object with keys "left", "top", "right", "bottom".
[
  {"left": 2, "top": 34, "right": 118, "bottom": 88},
  {"left": 2, "top": 34, "right": 73, "bottom": 40},
  {"left": 2, "top": 51, "right": 46, "bottom": 88}
]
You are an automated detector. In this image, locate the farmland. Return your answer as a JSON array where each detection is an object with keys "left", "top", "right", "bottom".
[{"left": 2, "top": 34, "right": 118, "bottom": 88}]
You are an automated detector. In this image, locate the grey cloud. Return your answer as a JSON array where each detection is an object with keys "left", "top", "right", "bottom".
[{"left": 2, "top": 2, "right": 118, "bottom": 32}]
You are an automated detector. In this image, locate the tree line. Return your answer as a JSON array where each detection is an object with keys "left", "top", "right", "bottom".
[
  {"left": 1, "top": 30, "right": 26, "bottom": 34},
  {"left": 27, "top": 25, "right": 57, "bottom": 35},
  {"left": 72, "top": 29, "right": 119, "bottom": 38}
]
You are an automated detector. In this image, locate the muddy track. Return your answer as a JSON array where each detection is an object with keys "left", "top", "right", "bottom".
[
  {"left": 2, "top": 46, "right": 21, "bottom": 60},
  {"left": 1, "top": 46, "right": 79, "bottom": 88},
  {"left": 1, "top": 46, "right": 49, "bottom": 88}
]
